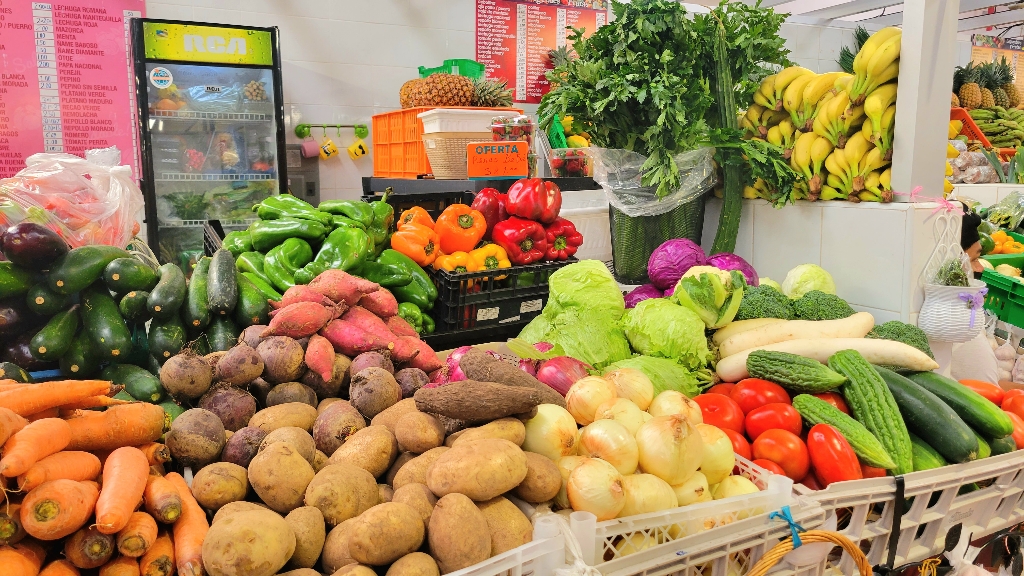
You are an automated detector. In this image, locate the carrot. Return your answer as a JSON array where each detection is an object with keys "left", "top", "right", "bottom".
[
  {"left": 59, "top": 395, "right": 132, "bottom": 411},
  {"left": 0, "top": 380, "right": 111, "bottom": 417},
  {"left": 100, "top": 555, "right": 141, "bottom": 576},
  {"left": 139, "top": 531, "right": 174, "bottom": 576},
  {"left": 65, "top": 403, "right": 167, "bottom": 452},
  {"left": 0, "top": 407, "right": 29, "bottom": 446},
  {"left": 143, "top": 474, "right": 181, "bottom": 524},
  {"left": 40, "top": 559, "right": 80, "bottom": 576},
  {"left": 20, "top": 479, "right": 99, "bottom": 540},
  {"left": 24, "top": 408, "right": 60, "bottom": 421},
  {"left": 17, "top": 451, "right": 102, "bottom": 492},
  {"left": 0, "top": 382, "right": 31, "bottom": 393},
  {"left": 0, "top": 538, "right": 46, "bottom": 576},
  {"left": 149, "top": 463, "right": 165, "bottom": 477},
  {"left": 64, "top": 525, "right": 115, "bottom": 569},
  {"left": 136, "top": 443, "right": 171, "bottom": 466},
  {"left": 117, "top": 511, "right": 157, "bottom": 557},
  {"left": 0, "top": 418, "right": 72, "bottom": 477},
  {"left": 1, "top": 502, "right": 26, "bottom": 545},
  {"left": 165, "top": 473, "right": 207, "bottom": 576},
  {"left": 95, "top": 447, "right": 149, "bottom": 534}
]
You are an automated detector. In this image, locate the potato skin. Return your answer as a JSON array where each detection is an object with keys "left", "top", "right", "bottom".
[
  {"left": 394, "top": 412, "right": 445, "bottom": 454},
  {"left": 191, "top": 462, "right": 248, "bottom": 510},
  {"left": 348, "top": 502, "right": 425, "bottom": 566},
  {"left": 303, "top": 463, "right": 378, "bottom": 525},
  {"left": 513, "top": 452, "right": 562, "bottom": 503},
  {"left": 385, "top": 452, "right": 415, "bottom": 486},
  {"left": 249, "top": 403, "right": 318, "bottom": 432},
  {"left": 391, "top": 483, "right": 436, "bottom": 526},
  {"left": 452, "top": 419, "right": 526, "bottom": 447},
  {"left": 428, "top": 494, "right": 490, "bottom": 574},
  {"left": 284, "top": 506, "right": 325, "bottom": 570},
  {"left": 213, "top": 501, "right": 267, "bottom": 524},
  {"left": 370, "top": 398, "right": 418, "bottom": 433},
  {"left": 378, "top": 484, "right": 394, "bottom": 503},
  {"left": 392, "top": 447, "right": 449, "bottom": 490},
  {"left": 426, "top": 439, "right": 528, "bottom": 501},
  {"left": 248, "top": 442, "right": 315, "bottom": 513},
  {"left": 201, "top": 509, "right": 296, "bottom": 576},
  {"left": 321, "top": 519, "right": 357, "bottom": 573},
  {"left": 259, "top": 426, "right": 316, "bottom": 464},
  {"left": 386, "top": 552, "right": 440, "bottom": 576},
  {"left": 477, "top": 497, "right": 533, "bottom": 555},
  {"left": 333, "top": 566, "right": 376, "bottom": 576}
]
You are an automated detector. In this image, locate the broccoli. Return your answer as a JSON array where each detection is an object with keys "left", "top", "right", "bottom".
[
  {"left": 867, "top": 321, "right": 934, "bottom": 358},
  {"left": 735, "top": 285, "right": 796, "bottom": 321},
  {"left": 792, "top": 290, "right": 856, "bottom": 321}
]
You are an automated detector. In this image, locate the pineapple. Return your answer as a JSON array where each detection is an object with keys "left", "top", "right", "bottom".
[
  {"left": 998, "top": 56, "right": 1021, "bottom": 107},
  {"left": 989, "top": 61, "right": 1012, "bottom": 107},
  {"left": 979, "top": 62, "right": 998, "bottom": 108},
  {"left": 399, "top": 79, "right": 422, "bottom": 109},
  {"left": 471, "top": 77, "right": 514, "bottom": 107},
  {"left": 952, "top": 92, "right": 960, "bottom": 107},
  {"left": 408, "top": 73, "right": 474, "bottom": 107},
  {"left": 955, "top": 63, "right": 983, "bottom": 110},
  {"left": 547, "top": 45, "right": 576, "bottom": 87}
]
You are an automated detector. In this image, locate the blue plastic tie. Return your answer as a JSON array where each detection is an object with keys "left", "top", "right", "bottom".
[{"left": 769, "top": 505, "right": 804, "bottom": 547}]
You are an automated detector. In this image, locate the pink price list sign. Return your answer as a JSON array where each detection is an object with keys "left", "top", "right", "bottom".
[{"left": 0, "top": 0, "right": 144, "bottom": 178}]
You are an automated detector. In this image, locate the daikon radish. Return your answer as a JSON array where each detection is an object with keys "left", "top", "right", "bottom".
[
  {"left": 719, "top": 312, "right": 875, "bottom": 358},
  {"left": 712, "top": 318, "right": 786, "bottom": 346}
]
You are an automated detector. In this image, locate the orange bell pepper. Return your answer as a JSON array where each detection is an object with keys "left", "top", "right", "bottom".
[
  {"left": 1007, "top": 241, "right": 1024, "bottom": 254},
  {"left": 434, "top": 204, "right": 487, "bottom": 254},
  {"left": 398, "top": 206, "right": 435, "bottom": 230},
  {"left": 390, "top": 222, "right": 439, "bottom": 266},
  {"left": 993, "top": 231, "right": 1010, "bottom": 244}
]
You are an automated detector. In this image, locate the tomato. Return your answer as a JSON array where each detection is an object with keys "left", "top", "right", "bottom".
[
  {"left": 806, "top": 424, "right": 863, "bottom": 487},
  {"left": 744, "top": 403, "right": 802, "bottom": 440},
  {"left": 722, "top": 428, "right": 751, "bottom": 460},
  {"left": 1003, "top": 395, "right": 1024, "bottom": 421},
  {"left": 798, "top": 472, "right": 823, "bottom": 491},
  {"left": 811, "top": 392, "right": 850, "bottom": 415},
  {"left": 861, "top": 464, "right": 887, "bottom": 478},
  {"left": 730, "top": 379, "right": 791, "bottom": 414},
  {"left": 693, "top": 394, "right": 745, "bottom": 434},
  {"left": 706, "top": 383, "right": 736, "bottom": 396},
  {"left": 752, "top": 429, "right": 810, "bottom": 480},
  {"left": 752, "top": 459, "right": 786, "bottom": 476},
  {"left": 1006, "top": 410, "right": 1024, "bottom": 449},
  {"left": 1004, "top": 389, "right": 1024, "bottom": 403},
  {"left": 959, "top": 379, "right": 1004, "bottom": 406}
]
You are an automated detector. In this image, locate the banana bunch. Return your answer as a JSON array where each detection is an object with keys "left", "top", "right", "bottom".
[
  {"left": 755, "top": 66, "right": 813, "bottom": 112},
  {"left": 791, "top": 131, "right": 834, "bottom": 197},
  {"left": 812, "top": 90, "right": 865, "bottom": 148},
  {"left": 863, "top": 83, "right": 897, "bottom": 158},
  {"left": 743, "top": 178, "right": 773, "bottom": 200},
  {"left": 849, "top": 27, "right": 902, "bottom": 105},
  {"left": 949, "top": 119, "right": 963, "bottom": 139},
  {"left": 860, "top": 168, "right": 893, "bottom": 202},
  {"left": 860, "top": 102, "right": 896, "bottom": 160},
  {"left": 969, "top": 107, "right": 1024, "bottom": 147},
  {"left": 766, "top": 118, "right": 799, "bottom": 159},
  {"left": 741, "top": 103, "right": 791, "bottom": 138},
  {"left": 821, "top": 131, "right": 891, "bottom": 200},
  {"left": 784, "top": 71, "right": 851, "bottom": 131}
]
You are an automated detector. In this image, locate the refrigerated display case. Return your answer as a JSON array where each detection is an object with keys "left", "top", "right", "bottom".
[{"left": 131, "top": 19, "right": 287, "bottom": 272}]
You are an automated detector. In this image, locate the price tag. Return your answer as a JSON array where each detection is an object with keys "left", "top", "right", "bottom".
[{"left": 466, "top": 142, "right": 529, "bottom": 180}]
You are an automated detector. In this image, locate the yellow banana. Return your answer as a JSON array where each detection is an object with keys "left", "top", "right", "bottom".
[
  {"left": 767, "top": 125, "right": 784, "bottom": 146},
  {"left": 834, "top": 74, "right": 855, "bottom": 93},
  {"left": 743, "top": 185, "right": 760, "bottom": 199},
  {"left": 875, "top": 103, "right": 897, "bottom": 157},
  {"left": 753, "top": 178, "right": 769, "bottom": 193},
  {"left": 843, "top": 105, "right": 865, "bottom": 133},
  {"left": 865, "top": 32, "right": 902, "bottom": 82},
  {"left": 879, "top": 168, "right": 891, "bottom": 190},
  {"left": 854, "top": 147, "right": 889, "bottom": 190},
  {"left": 821, "top": 186, "right": 847, "bottom": 201},
  {"left": 773, "top": 66, "right": 814, "bottom": 107},
  {"left": 864, "top": 170, "right": 881, "bottom": 192},
  {"left": 784, "top": 73, "right": 817, "bottom": 118},
  {"left": 799, "top": 72, "right": 846, "bottom": 127},
  {"left": 858, "top": 190, "right": 882, "bottom": 202},
  {"left": 826, "top": 149, "right": 853, "bottom": 190},
  {"left": 862, "top": 60, "right": 899, "bottom": 96},
  {"left": 827, "top": 173, "right": 847, "bottom": 190},
  {"left": 861, "top": 117, "right": 873, "bottom": 140},
  {"left": 812, "top": 91, "right": 836, "bottom": 119},
  {"left": 767, "top": 109, "right": 790, "bottom": 127},
  {"left": 813, "top": 111, "right": 833, "bottom": 143},
  {"left": 754, "top": 91, "right": 772, "bottom": 109},
  {"left": 746, "top": 105, "right": 765, "bottom": 125},
  {"left": 758, "top": 75, "right": 776, "bottom": 99},
  {"left": 810, "top": 135, "right": 834, "bottom": 175},
  {"left": 945, "top": 161, "right": 953, "bottom": 176},
  {"left": 741, "top": 117, "right": 757, "bottom": 136},
  {"left": 852, "top": 27, "right": 902, "bottom": 99},
  {"left": 864, "top": 83, "right": 898, "bottom": 138},
  {"left": 792, "top": 132, "right": 817, "bottom": 179},
  {"left": 844, "top": 132, "right": 872, "bottom": 173}
]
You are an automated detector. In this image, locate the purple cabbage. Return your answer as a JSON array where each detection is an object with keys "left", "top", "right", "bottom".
[
  {"left": 707, "top": 253, "right": 758, "bottom": 286},
  {"left": 647, "top": 239, "right": 707, "bottom": 290},
  {"left": 624, "top": 284, "right": 664, "bottom": 308}
]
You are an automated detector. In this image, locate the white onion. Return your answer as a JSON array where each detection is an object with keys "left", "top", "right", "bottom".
[
  {"left": 567, "top": 457, "right": 625, "bottom": 520},
  {"left": 594, "top": 398, "right": 646, "bottom": 436},
  {"left": 566, "top": 376, "right": 618, "bottom": 425},
  {"left": 618, "top": 473, "right": 678, "bottom": 518},
  {"left": 635, "top": 414, "right": 704, "bottom": 485},
  {"left": 555, "top": 455, "right": 588, "bottom": 509},
  {"left": 522, "top": 404, "right": 579, "bottom": 460},
  {"left": 604, "top": 368, "right": 655, "bottom": 411},
  {"left": 671, "top": 471, "right": 711, "bottom": 506},
  {"left": 648, "top": 391, "right": 703, "bottom": 424},
  {"left": 614, "top": 533, "right": 662, "bottom": 557},
  {"left": 696, "top": 424, "right": 735, "bottom": 485},
  {"left": 712, "top": 475, "right": 759, "bottom": 500},
  {"left": 577, "top": 419, "right": 639, "bottom": 475}
]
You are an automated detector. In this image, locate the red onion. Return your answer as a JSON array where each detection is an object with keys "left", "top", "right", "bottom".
[
  {"left": 534, "top": 342, "right": 554, "bottom": 353},
  {"left": 519, "top": 358, "right": 538, "bottom": 376},
  {"left": 536, "top": 356, "right": 593, "bottom": 396}
]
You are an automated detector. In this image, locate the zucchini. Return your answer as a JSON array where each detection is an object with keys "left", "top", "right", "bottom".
[
  {"left": 0, "top": 362, "right": 32, "bottom": 382},
  {"left": 119, "top": 291, "right": 151, "bottom": 325},
  {"left": 829, "top": 350, "right": 913, "bottom": 474},
  {"left": 160, "top": 400, "right": 185, "bottom": 423},
  {"left": 234, "top": 275, "right": 269, "bottom": 328},
  {"left": 47, "top": 245, "right": 129, "bottom": 294},
  {"left": 183, "top": 257, "right": 211, "bottom": 330},
  {"left": 148, "top": 264, "right": 187, "bottom": 320},
  {"left": 148, "top": 315, "right": 186, "bottom": 364},
  {"left": 59, "top": 331, "right": 100, "bottom": 377},
  {"left": 80, "top": 285, "right": 132, "bottom": 360},
  {"left": 991, "top": 435, "right": 1017, "bottom": 455},
  {"left": 974, "top": 429, "right": 991, "bottom": 459},
  {"left": 206, "top": 316, "right": 239, "bottom": 352},
  {"left": 207, "top": 249, "right": 238, "bottom": 316},
  {"left": 123, "top": 322, "right": 151, "bottom": 368},
  {"left": 747, "top": 350, "right": 847, "bottom": 393},
  {"left": 0, "top": 262, "right": 37, "bottom": 299},
  {"left": 114, "top": 390, "right": 134, "bottom": 401},
  {"left": 241, "top": 272, "right": 283, "bottom": 301},
  {"left": 792, "top": 394, "right": 896, "bottom": 469},
  {"left": 907, "top": 371, "right": 1015, "bottom": 439},
  {"left": 875, "top": 366, "right": 978, "bottom": 464},
  {"left": 103, "top": 257, "right": 158, "bottom": 294},
  {"left": 30, "top": 305, "right": 79, "bottom": 362},
  {"left": 25, "top": 283, "right": 74, "bottom": 316},
  {"left": 101, "top": 363, "right": 165, "bottom": 403},
  {"left": 909, "top": 432, "right": 948, "bottom": 471}
]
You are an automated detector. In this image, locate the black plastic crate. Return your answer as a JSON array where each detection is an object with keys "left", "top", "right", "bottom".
[
  {"left": 360, "top": 191, "right": 475, "bottom": 221},
  {"left": 203, "top": 219, "right": 225, "bottom": 256},
  {"left": 422, "top": 319, "right": 531, "bottom": 351}
]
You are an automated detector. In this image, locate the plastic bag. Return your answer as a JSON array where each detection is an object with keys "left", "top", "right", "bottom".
[
  {"left": 0, "top": 147, "right": 144, "bottom": 248},
  {"left": 589, "top": 147, "right": 716, "bottom": 217},
  {"left": 962, "top": 165, "right": 1000, "bottom": 184},
  {"left": 184, "top": 84, "right": 241, "bottom": 113},
  {"left": 952, "top": 151, "right": 990, "bottom": 170},
  {"left": 987, "top": 191, "right": 1024, "bottom": 229},
  {"left": 950, "top": 139, "right": 969, "bottom": 154}
]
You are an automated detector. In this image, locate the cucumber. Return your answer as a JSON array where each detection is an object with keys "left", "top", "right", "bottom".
[
  {"left": 876, "top": 366, "right": 979, "bottom": 464},
  {"left": 747, "top": 350, "right": 847, "bottom": 393},
  {"left": 792, "top": 394, "right": 896, "bottom": 469},
  {"left": 183, "top": 257, "right": 211, "bottom": 330},
  {"left": 59, "top": 331, "right": 101, "bottom": 377},
  {"left": 25, "top": 283, "right": 74, "bottom": 316},
  {"left": 103, "top": 257, "right": 158, "bottom": 293},
  {"left": 907, "top": 371, "right": 1015, "bottom": 439},
  {"left": 148, "top": 264, "right": 187, "bottom": 321},
  {"left": 119, "top": 291, "right": 151, "bottom": 325},
  {"left": 241, "top": 272, "right": 283, "bottom": 301},
  {"left": 910, "top": 432, "right": 948, "bottom": 471},
  {"left": 991, "top": 435, "right": 1017, "bottom": 455},
  {"left": 206, "top": 316, "right": 239, "bottom": 352},
  {"left": 148, "top": 315, "right": 186, "bottom": 364},
  {"left": 30, "top": 305, "right": 79, "bottom": 361},
  {"left": 0, "top": 262, "right": 38, "bottom": 299},
  {"left": 0, "top": 362, "right": 32, "bottom": 382},
  {"left": 122, "top": 323, "right": 152, "bottom": 369},
  {"left": 47, "top": 245, "right": 129, "bottom": 295},
  {"left": 101, "top": 363, "right": 165, "bottom": 403},
  {"left": 160, "top": 400, "right": 185, "bottom": 423},
  {"left": 80, "top": 285, "right": 132, "bottom": 360},
  {"left": 234, "top": 275, "right": 269, "bottom": 328},
  {"left": 974, "top": 429, "right": 992, "bottom": 459},
  {"left": 146, "top": 354, "right": 162, "bottom": 378},
  {"left": 114, "top": 390, "right": 134, "bottom": 401},
  {"left": 207, "top": 249, "right": 238, "bottom": 316}
]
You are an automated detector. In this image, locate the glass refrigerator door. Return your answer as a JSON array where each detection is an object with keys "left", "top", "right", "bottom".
[{"left": 144, "top": 62, "right": 280, "bottom": 269}]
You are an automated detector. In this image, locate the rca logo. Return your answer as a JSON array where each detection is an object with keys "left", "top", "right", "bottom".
[{"left": 183, "top": 35, "right": 247, "bottom": 55}]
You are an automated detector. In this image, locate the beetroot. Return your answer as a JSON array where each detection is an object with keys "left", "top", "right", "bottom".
[
  {"left": 386, "top": 316, "right": 419, "bottom": 338},
  {"left": 261, "top": 301, "right": 335, "bottom": 338},
  {"left": 404, "top": 339, "right": 443, "bottom": 373},
  {"left": 198, "top": 386, "right": 257, "bottom": 431},
  {"left": 320, "top": 319, "right": 393, "bottom": 357},
  {"left": 238, "top": 325, "right": 269, "bottom": 349},
  {"left": 304, "top": 334, "right": 335, "bottom": 382},
  {"left": 308, "top": 270, "right": 379, "bottom": 305},
  {"left": 394, "top": 368, "right": 429, "bottom": 398},
  {"left": 359, "top": 289, "right": 399, "bottom": 318},
  {"left": 221, "top": 426, "right": 267, "bottom": 467},
  {"left": 350, "top": 351, "right": 394, "bottom": 376},
  {"left": 274, "top": 285, "right": 334, "bottom": 309}
]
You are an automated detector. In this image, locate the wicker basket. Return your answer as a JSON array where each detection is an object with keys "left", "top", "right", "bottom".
[{"left": 422, "top": 132, "right": 490, "bottom": 179}]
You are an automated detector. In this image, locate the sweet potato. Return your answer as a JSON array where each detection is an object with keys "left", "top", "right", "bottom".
[
  {"left": 238, "top": 325, "right": 269, "bottom": 349},
  {"left": 313, "top": 401, "right": 366, "bottom": 456},
  {"left": 275, "top": 285, "right": 334, "bottom": 309},
  {"left": 350, "top": 368, "right": 401, "bottom": 419},
  {"left": 308, "top": 270, "right": 379, "bottom": 306},
  {"left": 403, "top": 339, "right": 442, "bottom": 373},
  {"left": 159, "top": 353, "right": 213, "bottom": 400},
  {"left": 320, "top": 320, "right": 391, "bottom": 358},
  {"left": 343, "top": 306, "right": 397, "bottom": 340},
  {"left": 303, "top": 463, "right": 377, "bottom": 525},
  {"left": 386, "top": 316, "right": 419, "bottom": 338},
  {"left": 214, "top": 344, "right": 264, "bottom": 386},
  {"left": 460, "top": 349, "right": 565, "bottom": 406},
  {"left": 358, "top": 289, "right": 399, "bottom": 318},
  {"left": 249, "top": 442, "right": 315, "bottom": 513},
  {"left": 348, "top": 502, "right": 423, "bottom": 565},
  {"left": 165, "top": 409, "right": 225, "bottom": 468},
  {"left": 284, "top": 506, "right": 325, "bottom": 570},
  {"left": 414, "top": 381, "right": 541, "bottom": 423},
  {"left": 328, "top": 425, "right": 397, "bottom": 477},
  {"left": 198, "top": 386, "right": 257, "bottom": 432},
  {"left": 391, "top": 337, "right": 422, "bottom": 364},
  {"left": 201, "top": 509, "right": 295, "bottom": 576},
  {"left": 256, "top": 337, "right": 306, "bottom": 384},
  {"left": 220, "top": 426, "right": 266, "bottom": 468},
  {"left": 262, "top": 302, "right": 335, "bottom": 339},
  {"left": 190, "top": 462, "right": 248, "bottom": 510},
  {"left": 350, "top": 351, "right": 394, "bottom": 376},
  {"left": 259, "top": 427, "right": 316, "bottom": 464},
  {"left": 304, "top": 334, "right": 334, "bottom": 382},
  {"left": 249, "top": 403, "right": 318, "bottom": 433},
  {"left": 303, "top": 353, "right": 351, "bottom": 401},
  {"left": 394, "top": 368, "right": 429, "bottom": 398},
  {"left": 266, "top": 382, "right": 318, "bottom": 408}
]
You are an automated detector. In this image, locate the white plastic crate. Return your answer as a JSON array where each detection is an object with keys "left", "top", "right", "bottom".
[
  {"left": 561, "top": 189, "right": 612, "bottom": 263},
  {"left": 449, "top": 516, "right": 566, "bottom": 576},
  {"left": 419, "top": 108, "right": 509, "bottom": 134},
  {"left": 795, "top": 450, "right": 1024, "bottom": 575}
]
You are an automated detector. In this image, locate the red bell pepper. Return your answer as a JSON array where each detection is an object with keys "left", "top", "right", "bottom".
[
  {"left": 544, "top": 217, "right": 583, "bottom": 260},
  {"left": 506, "top": 178, "right": 562, "bottom": 224},
  {"left": 493, "top": 217, "right": 547, "bottom": 265},
  {"left": 470, "top": 188, "right": 508, "bottom": 240}
]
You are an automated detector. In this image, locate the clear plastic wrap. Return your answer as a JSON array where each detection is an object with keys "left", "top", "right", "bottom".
[
  {"left": 590, "top": 147, "right": 717, "bottom": 217},
  {"left": 987, "top": 191, "right": 1024, "bottom": 229},
  {"left": 952, "top": 151, "right": 991, "bottom": 170},
  {"left": 0, "top": 147, "right": 143, "bottom": 248},
  {"left": 962, "top": 165, "right": 1000, "bottom": 184},
  {"left": 184, "top": 84, "right": 241, "bottom": 113},
  {"left": 950, "top": 139, "right": 968, "bottom": 154}
]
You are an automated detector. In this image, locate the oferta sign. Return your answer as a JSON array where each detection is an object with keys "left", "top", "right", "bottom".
[{"left": 143, "top": 22, "right": 273, "bottom": 65}]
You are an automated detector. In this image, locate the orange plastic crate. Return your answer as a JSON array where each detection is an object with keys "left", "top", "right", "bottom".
[{"left": 950, "top": 107, "right": 991, "bottom": 147}]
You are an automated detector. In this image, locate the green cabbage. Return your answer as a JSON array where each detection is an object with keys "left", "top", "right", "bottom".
[
  {"left": 621, "top": 298, "right": 710, "bottom": 370},
  {"left": 672, "top": 269, "right": 745, "bottom": 328},
  {"left": 545, "top": 260, "right": 625, "bottom": 321},
  {"left": 604, "top": 356, "right": 700, "bottom": 398},
  {"left": 781, "top": 264, "right": 836, "bottom": 299},
  {"left": 519, "top": 308, "right": 631, "bottom": 369}
]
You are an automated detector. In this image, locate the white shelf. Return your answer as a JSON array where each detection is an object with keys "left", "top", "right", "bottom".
[
  {"left": 155, "top": 173, "right": 275, "bottom": 182},
  {"left": 150, "top": 110, "right": 273, "bottom": 122}
]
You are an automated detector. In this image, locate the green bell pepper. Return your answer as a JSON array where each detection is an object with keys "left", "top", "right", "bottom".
[
  {"left": 319, "top": 200, "right": 374, "bottom": 228},
  {"left": 980, "top": 232, "right": 996, "bottom": 255},
  {"left": 294, "top": 226, "right": 373, "bottom": 285},
  {"left": 377, "top": 249, "right": 437, "bottom": 310},
  {"left": 331, "top": 215, "right": 366, "bottom": 230},
  {"left": 255, "top": 194, "right": 333, "bottom": 227},
  {"left": 248, "top": 218, "right": 327, "bottom": 252},
  {"left": 264, "top": 238, "right": 314, "bottom": 292},
  {"left": 241, "top": 272, "right": 283, "bottom": 301},
  {"left": 222, "top": 230, "right": 252, "bottom": 257},
  {"left": 397, "top": 302, "right": 424, "bottom": 334},
  {"left": 422, "top": 314, "right": 434, "bottom": 334},
  {"left": 357, "top": 260, "right": 413, "bottom": 288},
  {"left": 236, "top": 251, "right": 274, "bottom": 289},
  {"left": 368, "top": 194, "right": 395, "bottom": 247}
]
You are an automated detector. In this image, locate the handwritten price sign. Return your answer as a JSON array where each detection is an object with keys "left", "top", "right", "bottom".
[{"left": 467, "top": 142, "right": 529, "bottom": 180}]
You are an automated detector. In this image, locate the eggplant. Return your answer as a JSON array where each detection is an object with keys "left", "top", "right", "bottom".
[
  {"left": 2, "top": 223, "right": 70, "bottom": 269},
  {"left": 2, "top": 332, "right": 55, "bottom": 372},
  {"left": 0, "top": 297, "right": 43, "bottom": 338}
]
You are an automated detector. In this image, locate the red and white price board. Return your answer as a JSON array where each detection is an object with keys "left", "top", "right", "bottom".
[
  {"left": 475, "top": 0, "right": 608, "bottom": 104},
  {"left": 0, "top": 0, "right": 144, "bottom": 178}
]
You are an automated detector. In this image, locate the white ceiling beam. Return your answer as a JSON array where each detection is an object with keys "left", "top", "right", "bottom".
[
  {"left": 741, "top": 0, "right": 793, "bottom": 6},
  {"left": 865, "top": 1, "right": 1023, "bottom": 27},
  {"left": 864, "top": 9, "right": 905, "bottom": 26},
  {"left": 958, "top": 9, "right": 1024, "bottom": 32},
  {"left": 802, "top": 0, "right": 902, "bottom": 20}
]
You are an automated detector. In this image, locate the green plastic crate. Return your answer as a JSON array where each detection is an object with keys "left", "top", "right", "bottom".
[
  {"left": 418, "top": 59, "right": 485, "bottom": 80},
  {"left": 981, "top": 253, "right": 1024, "bottom": 325}
]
